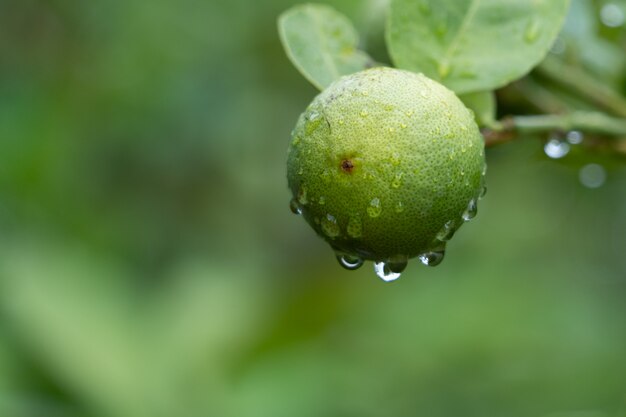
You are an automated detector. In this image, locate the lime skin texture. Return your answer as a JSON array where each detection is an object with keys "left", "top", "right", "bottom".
[{"left": 287, "top": 67, "right": 486, "bottom": 264}]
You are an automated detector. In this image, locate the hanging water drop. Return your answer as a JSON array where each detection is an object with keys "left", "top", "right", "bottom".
[
  {"left": 386, "top": 255, "right": 408, "bottom": 273},
  {"left": 479, "top": 185, "right": 487, "bottom": 199},
  {"left": 418, "top": 250, "right": 445, "bottom": 267},
  {"left": 436, "top": 219, "right": 458, "bottom": 241},
  {"left": 462, "top": 198, "right": 477, "bottom": 221},
  {"left": 544, "top": 138, "right": 569, "bottom": 159},
  {"left": 336, "top": 254, "right": 364, "bottom": 270},
  {"left": 566, "top": 130, "right": 583, "bottom": 145},
  {"left": 289, "top": 198, "right": 302, "bottom": 215},
  {"left": 374, "top": 262, "right": 402, "bottom": 282}
]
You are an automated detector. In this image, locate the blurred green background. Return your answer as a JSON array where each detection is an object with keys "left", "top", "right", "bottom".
[{"left": 0, "top": 0, "right": 625, "bottom": 416}]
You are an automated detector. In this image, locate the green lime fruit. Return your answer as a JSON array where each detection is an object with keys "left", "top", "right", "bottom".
[{"left": 287, "top": 67, "right": 486, "bottom": 281}]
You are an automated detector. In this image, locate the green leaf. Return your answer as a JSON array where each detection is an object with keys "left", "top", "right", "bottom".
[
  {"left": 278, "top": 3, "right": 375, "bottom": 90},
  {"left": 459, "top": 91, "right": 496, "bottom": 128},
  {"left": 386, "top": 0, "right": 571, "bottom": 94}
]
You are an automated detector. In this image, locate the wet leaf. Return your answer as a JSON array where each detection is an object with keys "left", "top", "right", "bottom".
[
  {"left": 386, "top": 0, "right": 571, "bottom": 94},
  {"left": 278, "top": 3, "right": 375, "bottom": 90}
]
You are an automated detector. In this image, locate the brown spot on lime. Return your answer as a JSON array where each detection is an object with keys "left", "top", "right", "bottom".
[{"left": 341, "top": 159, "right": 354, "bottom": 173}]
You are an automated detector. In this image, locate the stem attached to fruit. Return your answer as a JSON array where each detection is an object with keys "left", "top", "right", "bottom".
[{"left": 482, "top": 111, "right": 626, "bottom": 154}]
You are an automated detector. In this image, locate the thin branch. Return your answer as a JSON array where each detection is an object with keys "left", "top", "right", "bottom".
[{"left": 482, "top": 111, "right": 626, "bottom": 150}]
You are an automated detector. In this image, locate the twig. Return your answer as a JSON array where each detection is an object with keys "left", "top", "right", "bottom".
[{"left": 482, "top": 111, "right": 626, "bottom": 149}]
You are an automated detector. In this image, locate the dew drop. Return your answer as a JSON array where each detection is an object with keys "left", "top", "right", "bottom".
[
  {"left": 400, "top": 123, "right": 407, "bottom": 129},
  {"left": 479, "top": 185, "right": 487, "bottom": 199},
  {"left": 388, "top": 127, "right": 395, "bottom": 133},
  {"left": 297, "top": 186, "right": 308, "bottom": 205},
  {"left": 336, "top": 254, "right": 364, "bottom": 270},
  {"left": 360, "top": 109, "right": 369, "bottom": 117},
  {"left": 387, "top": 255, "right": 408, "bottom": 273},
  {"left": 321, "top": 214, "right": 340, "bottom": 238},
  {"left": 304, "top": 111, "right": 322, "bottom": 135},
  {"left": 436, "top": 219, "right": 458, "bottom": 241},
  {"left": 391, "top": 172, "right": 403, "bottom": 188},
  {"left": 524, "top": 19, "right": 541, "bottom": 43},
  {"left": 405, "top": 110, "right": 414, "bottom": 117},
  {"left": 579, "top": 163, "right": 607, "bottom": 188},
  {"left": 289, "top": 198, "right": 302, "bottom": 215},
  {"left": 291, "top": 136, "right": 301, "bottom": 146},
  {"left": 318, "top": 196, "right": 326, "bottom": 205},
  {"left": 374, "top": 262, "right": 401, "bottom": 282},
  {"left": 395, "top": 201, "right": 405, "bottom": 213},
  {"left": 566, "top": 130, "right": 584, "bottom": 145},
  {"left": 347, "top": 215, "right": 363, "bottom": 238},
  {"left": 544, "top": 138, "right": 570, "bottom": 159},
  {"left": 418, "top": 250, "right": 445, "bottom": 267},
  {"left": 462, "top": 198, "right": 478, "bottom": 221},
  {"left": 367, "top": 198, "right": 382, "bottom": 218}
]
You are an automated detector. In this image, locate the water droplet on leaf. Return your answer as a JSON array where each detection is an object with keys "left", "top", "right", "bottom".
[{"left": 524, "top": 19, "right": 541, "bottom": 43}]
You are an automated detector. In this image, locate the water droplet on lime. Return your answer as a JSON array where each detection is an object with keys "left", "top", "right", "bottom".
[
  {"left": 290, "top": 198, "right": 302, "bottom": 215},
  {"left": 336, "top": 254, "right": 364, "bottom": 270},
  {"left": 374, "top": 261, "right": 401, "bottom": 282},
  {"left": 367, "top": 198, "right": 382, "bottom": 218}
]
